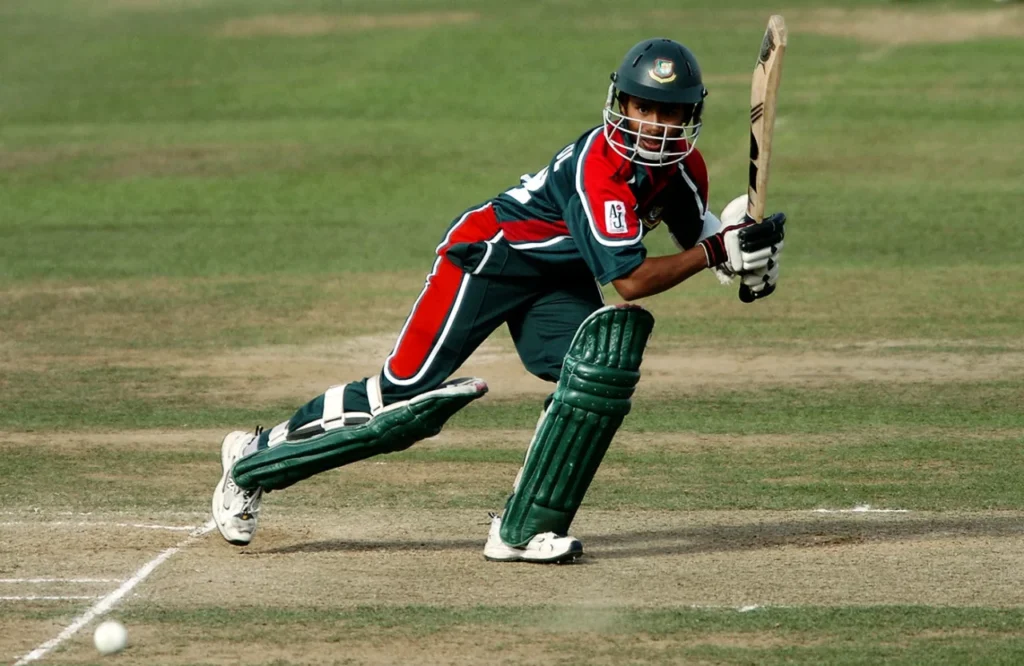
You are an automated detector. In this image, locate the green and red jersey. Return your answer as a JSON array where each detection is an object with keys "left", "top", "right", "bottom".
[{"left": 441, "top": 125, "right": 709, "bottom": 285}]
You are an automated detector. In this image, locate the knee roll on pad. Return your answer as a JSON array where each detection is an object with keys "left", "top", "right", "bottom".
[
  {"left": 499, "top": 304, "right": 654, "bottom": 547},
  {"left": 232, "top": 378, "right": 488, "bottom": 491}
]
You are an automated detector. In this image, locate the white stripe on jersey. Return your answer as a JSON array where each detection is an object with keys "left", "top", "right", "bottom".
[{"left": 575, "top": 128, "right": 644, "bottom": 248}]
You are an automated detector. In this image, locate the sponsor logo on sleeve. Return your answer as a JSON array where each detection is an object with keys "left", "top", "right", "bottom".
[{"left": 604, "top": 200, "right": 628, "bottom": 235}]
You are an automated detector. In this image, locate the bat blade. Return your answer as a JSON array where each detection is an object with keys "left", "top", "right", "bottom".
[
  {"left": 740, "top": 15, "right": 787, "bottom": 304},
  {"left": 746, "top": 14, "right": 787, "bottom": 223}
]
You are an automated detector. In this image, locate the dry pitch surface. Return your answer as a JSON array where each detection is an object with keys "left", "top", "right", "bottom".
[
  {"left": 4, "top": 342, "right": 1024, "bottom": 664},
  {"left": 5, "top": 507, "right": 1024, "bottom": 664}
]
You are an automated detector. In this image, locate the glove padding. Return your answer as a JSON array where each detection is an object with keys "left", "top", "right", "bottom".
[
  {"left": 699, "top": 212, "right": 786, "bottom": 273},
  {"left": 738, "top": 255, "right": 780, "bottom": 302}
]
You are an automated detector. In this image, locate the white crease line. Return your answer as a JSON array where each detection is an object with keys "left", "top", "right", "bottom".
[
  {"left": 0, "top": 522, "right": 197, "bottom": 532},
  {"left": 812, "top": 505, "right": 909, "bottom": 514},
  {"left": 0, "top": 511, "right": 206, "bottom": 517},
  {"left": 0, "top": 512, "right": 209, "bottom": 522},
  {"left": 12, "top": 518, "right": 216, "bottom": 666},
  {"left": 2, "top": 596, "right": 100, "bottom": 602},
  {"left": 687, "top": 603, "right": 787, "bottom": 612},
  {"left": 0, "top": 579, "right": 120, "bottom": 584}
]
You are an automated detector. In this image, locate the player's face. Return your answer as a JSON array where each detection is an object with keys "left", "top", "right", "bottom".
[
  {"left": 620, "top": 96, "right": 692, "bottom": 153},
  {"left": 602, "top": 87, "right": 702, "bottom": 166}
]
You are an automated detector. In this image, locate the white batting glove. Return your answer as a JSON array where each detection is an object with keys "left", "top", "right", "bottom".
[
  {"left": 699, "top": 212, "right": 786, "bottom": 272},
  {"left": 740, "top": 255, "right": 781, "bottom": 297}
]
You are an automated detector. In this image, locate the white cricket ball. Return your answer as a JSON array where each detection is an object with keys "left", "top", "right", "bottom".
[{"left": 93, "top": 619, "right": 128, "bottom": 655}]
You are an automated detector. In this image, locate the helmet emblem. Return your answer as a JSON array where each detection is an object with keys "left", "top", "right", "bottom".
[{"left": 649, "top": 59, "right": 677, "bottom": 84}]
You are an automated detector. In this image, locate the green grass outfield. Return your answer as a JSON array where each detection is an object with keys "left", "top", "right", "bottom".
[{"left": 2, "top": 0, "right": 1023, "bottom": 664}]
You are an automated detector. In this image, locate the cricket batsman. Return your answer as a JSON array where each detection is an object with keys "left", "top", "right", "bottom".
[{"left": 212, "top": 38, "right": 787, "bottom": 563}]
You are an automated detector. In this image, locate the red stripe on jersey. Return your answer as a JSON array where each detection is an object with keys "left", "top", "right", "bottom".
[
  {"left": 498, "top": 217, "right": 569, "bottom": 244},
  {"left": 387, "top": 205, "right": 500, "bottom": 383},
  {"left": 580, "top": 131, "right": 640, "bottom": 241}
]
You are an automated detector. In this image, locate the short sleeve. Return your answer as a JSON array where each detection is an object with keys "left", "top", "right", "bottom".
[
  {"left": 565, "top": 195, "right": 646, "bottom": 284},
  {"left": 563, "top": 130, "right": 646, "bottom": 285}
]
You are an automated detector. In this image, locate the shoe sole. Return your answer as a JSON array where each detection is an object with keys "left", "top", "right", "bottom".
[{"left": 484, "top": 542, "right": 583, "bottom": 564}]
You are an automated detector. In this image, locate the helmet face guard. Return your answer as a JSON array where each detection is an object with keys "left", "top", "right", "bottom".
[
  {"left": 604, "top": 38, "right": 707, "bottom": 167},
  {"left": 602, "top": 83, "right": 702, "bottom": 166}
]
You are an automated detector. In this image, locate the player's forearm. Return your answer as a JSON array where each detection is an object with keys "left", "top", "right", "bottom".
[{"left": 611, "top": 248, "right": 708, "bottom": 301}]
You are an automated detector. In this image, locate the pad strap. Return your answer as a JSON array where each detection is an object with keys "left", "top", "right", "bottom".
[
  {"left": 266, "top": 420, "right": 289, "bottom": 447},
  {"left": 322, "top": 383, "right": 349, "bottom": 431},
  {"left": 366, "top": 374, "right": 385, "bottom": 416}
]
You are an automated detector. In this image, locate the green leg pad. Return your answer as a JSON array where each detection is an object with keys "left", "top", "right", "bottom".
[
  {"left": 232, "top": 378, "right": 488, "bottom": 491},
  {"left": 499, "top": 304, "right": 654, "bottom": 547}
]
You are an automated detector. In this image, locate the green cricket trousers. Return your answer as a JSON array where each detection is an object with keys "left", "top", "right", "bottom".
[{"left": 286, "top": 203, "right": 605, "bottom": 434}]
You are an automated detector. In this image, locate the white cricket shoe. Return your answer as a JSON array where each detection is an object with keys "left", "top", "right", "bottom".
[
  {"left": 212, "top": 430, "right": 264, "bottom": 546},
  {"left": 483, "top": 513, "right": 583, "bottom": 563}
]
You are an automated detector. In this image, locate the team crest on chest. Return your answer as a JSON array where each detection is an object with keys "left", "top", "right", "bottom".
[
  {"left": 649, "top": 59, "right": 677, "bottom": 84},
  {"left": 643, "top": 206, "right": 663, "bottom": 230}
]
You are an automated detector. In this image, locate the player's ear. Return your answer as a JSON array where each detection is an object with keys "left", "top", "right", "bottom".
[{"left": 617, "top": 93, "right": 630, "bottom": 114}]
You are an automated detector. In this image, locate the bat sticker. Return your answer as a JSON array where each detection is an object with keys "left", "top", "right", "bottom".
[{"left": 758, "top": 30, "right": 776, "bottom": 68}]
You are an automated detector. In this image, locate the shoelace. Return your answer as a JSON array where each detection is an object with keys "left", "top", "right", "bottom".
[
  {"left": 234, "top": 427, "right": 266, "bottom": 520},
  {"left": 238, "top": 488, "right": 262, "bottom": 519}
]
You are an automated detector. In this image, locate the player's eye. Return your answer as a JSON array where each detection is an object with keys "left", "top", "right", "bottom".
[{"left": 666, "top": 106, "right": 688, "bottom": 122}]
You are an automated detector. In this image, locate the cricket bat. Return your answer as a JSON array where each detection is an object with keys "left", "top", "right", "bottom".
[{"left": 739, "top": 14, "right": 787, "bottom": 303}]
